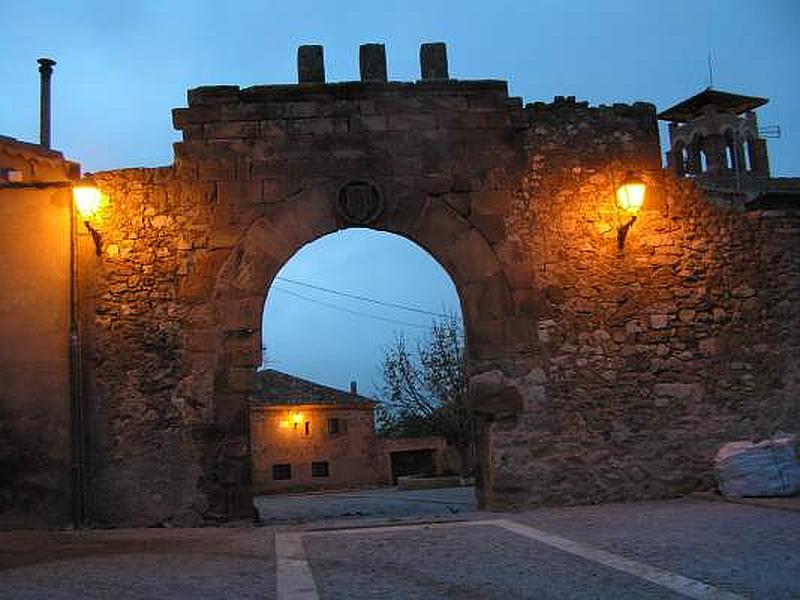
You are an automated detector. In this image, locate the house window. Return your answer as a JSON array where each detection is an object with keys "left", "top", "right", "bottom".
[
  {"left": 272, "top": 463, "right": 292, "bottom": 480},
  {"left": 327, "top": 417, "right": 347, "bottom": 435},
  {"left": 312, "top": 461, "right": 330, "bottom": 477}
]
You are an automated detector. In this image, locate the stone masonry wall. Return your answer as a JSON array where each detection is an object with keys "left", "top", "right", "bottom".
[
  {"left": 475, "top": 97, "right": 800, "bottom": 507},
  {"left": 81, "top": 50, "right": 799, "bottom": 525},
  {"left": 88, "top": 168, "right": 217, "bottom": 526}
]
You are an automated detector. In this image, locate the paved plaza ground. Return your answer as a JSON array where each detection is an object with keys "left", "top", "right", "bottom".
[
  {"left": 255, "top": 485, "right": 478, "bottom": 524},
  {"left": 1, "top": 489, "right": 799, "bottom": 599}
]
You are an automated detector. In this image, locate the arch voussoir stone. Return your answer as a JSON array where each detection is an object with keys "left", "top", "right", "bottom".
[{"left": 447, "top": 228, "right": 503, "bottom": 284}]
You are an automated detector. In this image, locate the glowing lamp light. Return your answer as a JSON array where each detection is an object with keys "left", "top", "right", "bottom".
[
  {"left": 73, "top": 185, "right": 102, "bottom": 219},
  {"left": 615, "top": 172, "right": 646, "bottom": 252},
  {"left": 291, "top": 412, "right": 303, "bottom": 428},
  {"left": 615, "top": 173, "right": 646, "bottom": 215}
]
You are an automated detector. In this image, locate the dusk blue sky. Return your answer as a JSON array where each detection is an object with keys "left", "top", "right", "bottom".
[{"left": 2, "top": 1, "right": 798, "bottom": 395}]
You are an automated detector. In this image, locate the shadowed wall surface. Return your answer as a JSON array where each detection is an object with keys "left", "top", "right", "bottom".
[{"left": 0, "top": 138, "right": 78, "bottom": 528}]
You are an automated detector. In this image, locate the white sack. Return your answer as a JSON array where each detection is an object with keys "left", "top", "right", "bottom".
[{"left": 714, "top": 434, "right": 800, "bottom": 498}]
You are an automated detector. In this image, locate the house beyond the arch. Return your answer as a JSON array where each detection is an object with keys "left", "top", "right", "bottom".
[{"left": 250, "top": 369, "right": 452, "bottom": 493}]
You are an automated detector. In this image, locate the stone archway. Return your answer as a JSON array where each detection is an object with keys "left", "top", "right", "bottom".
[
  {"left": 205, "top": 183, "right": 513, "bottom": 518},
  {"left": 81, "top": 48, "right": 800, "bottom": 528}
]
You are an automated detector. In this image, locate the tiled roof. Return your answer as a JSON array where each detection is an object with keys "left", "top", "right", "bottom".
[
  {"left": 0, "top": 134, "right": 80, "bottom": 181},
  {"left": 250, "top": 369, "right": 376, "bottom": 407},
  {"left": 0, "top": 134, "right": 75, "bottom": 165},
  {"left": 658, "top": 89, "right": 768, "bottom": 122}
]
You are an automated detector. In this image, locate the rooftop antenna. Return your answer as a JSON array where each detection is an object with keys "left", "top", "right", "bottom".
[{"left": 707, "top": 52, "right": 714, "bottom": 90}]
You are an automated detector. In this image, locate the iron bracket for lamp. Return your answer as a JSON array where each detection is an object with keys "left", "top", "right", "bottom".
[
  {"left": 83, "top": 221, "right": 103, "bottom": 255},
  {"left": 617, "top": 215, "right": 637, "bottom": 252}
]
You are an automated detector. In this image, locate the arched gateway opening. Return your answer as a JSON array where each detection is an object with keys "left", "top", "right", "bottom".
[
  {"left": 209, "top": 185, "right": 512, "bottom": 518},
  {"left": 251, "top": 228, "right": 467, "bottom": 515},
  {"left": 259, "top": 228, "right": 463, "bottom": 392}
]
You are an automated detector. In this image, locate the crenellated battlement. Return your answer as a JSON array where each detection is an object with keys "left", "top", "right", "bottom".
[
  {"left": 525, "top": 95, "right": 656, "bottom": 121},
  {"left": 172, "top": 43, "right": 661, "bottom": 176}
]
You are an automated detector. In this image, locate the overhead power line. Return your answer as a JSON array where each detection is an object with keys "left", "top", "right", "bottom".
[
  {"left": 275, "top": 275, "right": 452, "bottom": 319},
  {"left": 271, "top": 286, "right": 431, "bottom": 330}
]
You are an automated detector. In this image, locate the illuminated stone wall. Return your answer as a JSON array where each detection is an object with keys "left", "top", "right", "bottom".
[
  {"left": 477, "top": 105, "right": 800, "bottom": 506},
  {"left": 79, "top": 50, "right": 799, "bottom": 525}
]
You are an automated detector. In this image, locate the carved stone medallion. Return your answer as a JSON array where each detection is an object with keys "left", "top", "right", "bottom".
[{"left": 336, "top": 181, "right": 383, "bottom": 225}]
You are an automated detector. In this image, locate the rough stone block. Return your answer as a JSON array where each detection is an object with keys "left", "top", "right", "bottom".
[
  {"left": 470, "top": 190, "right": 510, "bottom": 215},
  {"left": 285, "top": 102, "right": 321, "bottom": 118},
  {"left": 221, "top": 102, "right": 285, "bottom": 121},
  {"left": 350, "top": 115, "right": 387, "bottom": 133},
  {"left": 472, "top": 214, "right": 506, "bottom": 244},
  {"left": 204, "top": 121, "right": 259, "bottom": 140},
  {"left": 259, "top": 119, "right": 287, "bottom": 138},
  {"left": 420, "top": 42, "right": 449, "bottom": 80},
  {"left": 217, "top": 180, "right": 262, "bottom": 204},
  {"left": 470, "top": 380, "right": 523, "bottom": 418},
  {"left": 197, "top": 160, "right": 236, "bottom": 182},
  {"left": 359, "top": 43, "right": 388, "bottom": 82},
  {"left": 186, "top": 329, "right": 217, "bottom": 352},
  {"left": 386, "top": 113, "right": 437, "bottom": 131},
  {"left": 650, "top": 314, "right": 670, "bottom": 329},
  {"left": 287, "top": 117, "right": 335, "bottom": 136},
  {"left": 187, "top": 86, "right": 239, "bottom": 106},
  {"left": 297, "top": 45, "right": 325, "bottom": 84},
  {"left": 653, "top": 382, "right": 702, "bottom": 401},
  {"left": 172, "top": 106, "right": 222, "bottom": 128}
]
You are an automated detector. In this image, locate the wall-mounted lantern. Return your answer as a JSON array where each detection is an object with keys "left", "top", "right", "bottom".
[
  {"left": 72, "top": 184, "right": 101, "bottom": 220},
  {"left": 72, "top": 178, "right": 103, "bottom": 255},
  {"left": 615, "top": 172, "right": 646, "bottom": 251},
  {"left": 291, "top": 411, "right": 304, "bottom": 428},
  {"left": 278, "top": 411, "right": 306, "bottom": 432}
]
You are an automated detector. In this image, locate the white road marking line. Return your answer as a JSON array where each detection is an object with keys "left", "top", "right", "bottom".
[
  {"left": 277, "top": 518, "right": 746, "bottom": 600},
  {"left": 275, "top": 532, "right": 319, "bottom": 600},
  {"left": 492, "top": 519, "right": 746, "bottom": 600}
]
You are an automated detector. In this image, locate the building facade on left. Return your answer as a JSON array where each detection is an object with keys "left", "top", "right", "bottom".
[{"left": 0, "top": 135, "right": 81, "bottom": 528}]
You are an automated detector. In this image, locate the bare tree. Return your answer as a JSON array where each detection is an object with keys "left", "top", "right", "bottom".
[{"left": 378, "top": 315, "right": 474, "bottom": 476}]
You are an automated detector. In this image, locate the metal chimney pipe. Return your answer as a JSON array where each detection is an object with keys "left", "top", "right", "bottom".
[
  {"left": 37, "top": 58, "right": 56, "bottom": 149},
  {"left": 350, "top": 381, "right": 357, "bottom": 395}
]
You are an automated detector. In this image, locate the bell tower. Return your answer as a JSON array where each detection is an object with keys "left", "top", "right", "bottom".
[{"left": 659, "top": 89, "right": 770, "bottom": 192}]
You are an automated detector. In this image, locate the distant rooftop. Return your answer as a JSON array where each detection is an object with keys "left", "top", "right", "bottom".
[
  {"left": 0, "top": 134, "right": 79, "bottom": 182},
  {"left": 658, "top": 88, "right": 768, "bottom": 123},
  {"left": 0, "top": 134, "right": 72, "bottom": 164},
  {"left": 251, "top": 369, "right": 376, "bottom": 407}
]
